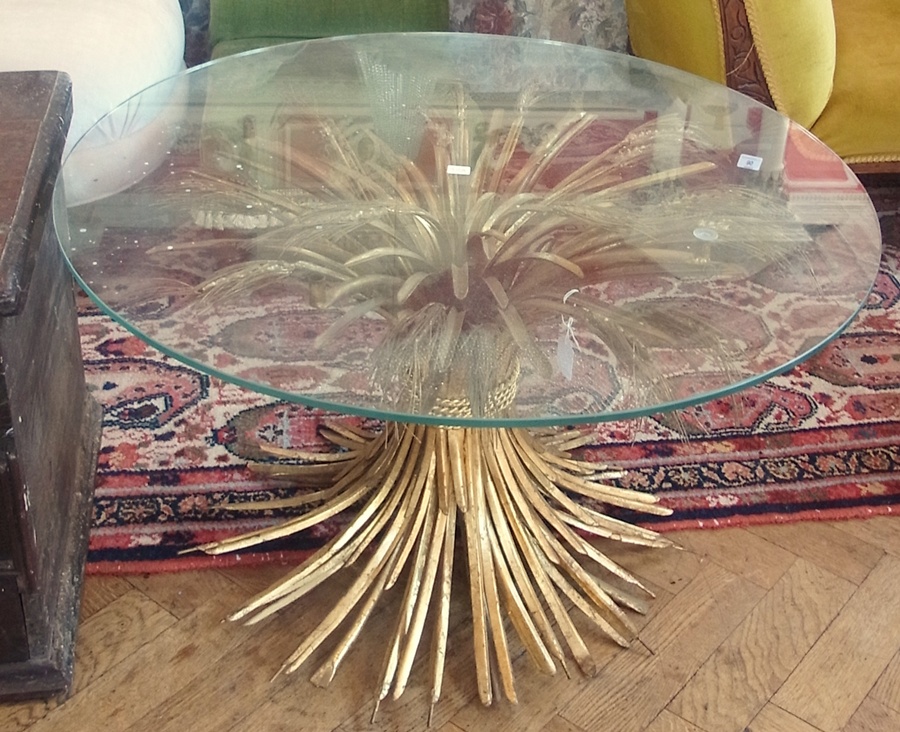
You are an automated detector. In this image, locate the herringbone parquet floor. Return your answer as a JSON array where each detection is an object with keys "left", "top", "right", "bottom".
[{"left": 2, "top": 517, "right": 899, "bottom": 731}]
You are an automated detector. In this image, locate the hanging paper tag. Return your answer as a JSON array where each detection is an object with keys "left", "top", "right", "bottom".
[
  {"left": 557, "top": 289, "right": 581, "bottom": 380},
  {"left": 557, "top": 325, "right": 575, "bottom": 380},
  {"left": 280, "top": 410, "right": 292, "bottom": 449}
]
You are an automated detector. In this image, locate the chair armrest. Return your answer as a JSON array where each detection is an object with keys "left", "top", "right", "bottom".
[{"left": 626, "top": 0, "right": 836, "bottom": 129}]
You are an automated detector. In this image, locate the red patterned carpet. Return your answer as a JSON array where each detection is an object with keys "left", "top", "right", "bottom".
[{"left": 82, "top": 188, "right": 900, "bottom": 574}]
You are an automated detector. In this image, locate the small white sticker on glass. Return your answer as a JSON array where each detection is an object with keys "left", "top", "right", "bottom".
[
  {"left": 446, "top": 164, "right": 472, "bottom": 176},
  {"left": 693, "top": 227, "right": 719, "bottom": 241},
  {"left": 737, "top": 154, "right": 763, "bottom": 171}
]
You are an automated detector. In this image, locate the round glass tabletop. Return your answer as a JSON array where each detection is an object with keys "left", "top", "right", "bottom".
[{"left": 55, "top": 32, "right": 882, "bottom": 427}]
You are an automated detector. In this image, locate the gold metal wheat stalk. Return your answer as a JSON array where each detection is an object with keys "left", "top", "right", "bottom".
[
  {"left": 194, "top": 420, "right": 673, "bottom": 721},
  {"left": 172, "top": 77, "right": 811, "bottom": 716}
]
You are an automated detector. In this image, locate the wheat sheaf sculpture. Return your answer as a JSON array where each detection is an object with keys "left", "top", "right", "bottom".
[{"left": 171, "top": 79, "right": 809, "bottom": 719}]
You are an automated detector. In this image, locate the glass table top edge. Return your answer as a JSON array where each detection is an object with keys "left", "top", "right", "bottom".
[{"left": 56, "top": 32, "right": 885, "bottom": 429}]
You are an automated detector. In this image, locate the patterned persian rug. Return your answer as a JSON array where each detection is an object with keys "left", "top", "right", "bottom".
[{"left": 83, "top": 189, "right": 900, "bottom": 574}]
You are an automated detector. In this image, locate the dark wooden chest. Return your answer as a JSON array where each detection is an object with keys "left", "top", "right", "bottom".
[{"left": 0, "top": 70, "right": 103, "bottom": 701}]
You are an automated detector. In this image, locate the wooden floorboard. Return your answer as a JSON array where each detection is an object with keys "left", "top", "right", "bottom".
[{"left": 2, "top": 520, "right": 900, "bottom": 731}]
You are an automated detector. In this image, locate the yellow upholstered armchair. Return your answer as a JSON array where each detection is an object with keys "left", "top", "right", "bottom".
[{"left": 624, "top": 0, "right": 900, "bottom": 174}]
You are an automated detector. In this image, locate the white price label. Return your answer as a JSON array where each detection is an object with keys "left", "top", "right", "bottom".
[
  {"left": 737, "top": 154, "right": 764, "bottom": 171},
  {"left": 446, "top": 164, "right": 471, "bottom": 176}
]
